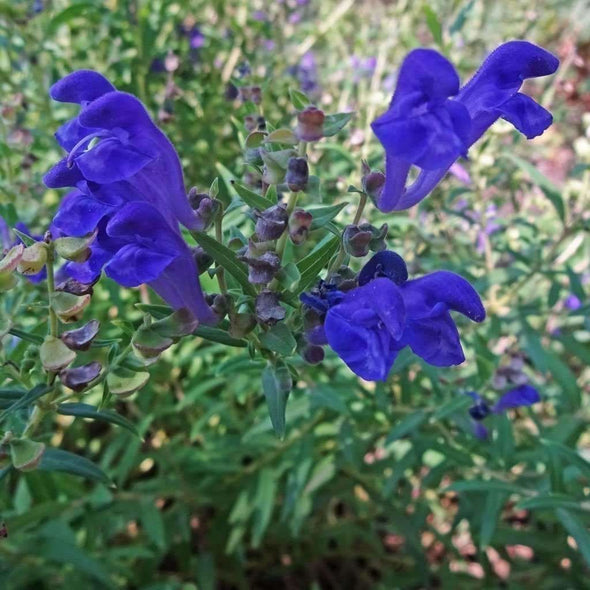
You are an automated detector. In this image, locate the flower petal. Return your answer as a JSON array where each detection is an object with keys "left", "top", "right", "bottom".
[
  {"left": 400, "top": 271, "right": 485, "bottom": 322},
  {"left": 492, "top": 384, "right": 540, "bottom": 413},
  {"left": 496, "top": 92, "right": 553, "bottom": 139},
  {"left": 52, "top": 190, "right": 116, "bottom": 237},
  {"left": 104, "top": 244, "right": 175, "bottom": 287},
  {"left": 43, "top": 157, "right": 85, "bottom": 188},
  {"left": 50, "top": 70, "right": 116, "bottom": 104},
  {"left": 358, "top": 250, "right": 408, "bottom": 286}
]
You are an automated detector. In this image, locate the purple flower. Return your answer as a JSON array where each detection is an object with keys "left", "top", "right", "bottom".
[
  {"left": 564, "top": 294, "right": 582, "bottom": 310},
  {"left": 188, "top": 26, "right": 205, "bottom": 49},
  {"left": 468, "top": 385, "right": 540, "bottom": 439},
  {"left": 44, "top": 70, "right": 205, "bottom": 232},
  {"left": 291, "top": 52, "right": 319, "bottom": 94},
  {"left": 372, "top": 42, "right": 559, "bottom": 212},
  {"left": 351, "top": 55, "right": 377, "bottom": 81},
  {"left": 307, "top": 251, "right": 485, "bottom": 381},
  {"left": 44, "top": 71, "right": 215, "bottom": 323}
]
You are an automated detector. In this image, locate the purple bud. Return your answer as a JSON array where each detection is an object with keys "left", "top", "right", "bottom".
[
  {"left": 60, "top": 320, "right": 100, "bottom": 351},
  {"left": 225, "top": 83, "right": 239, "bottom": 101},
  {"left": 55, "top": 277, "right": 95, "bottom": 296},
  {"left": 255, "top": 204, "right": 288, "bottom": 240},
  {"left": 188, "top": 188, "right": 220, "bottom": 231},
  {"left": 288, "top": 208, "right": 313, "bottom": 245},
  {"left": 285, "top": 157, "right": 309, "bottom": 192},
  {"left": 255, "top": 290, "right": 286, "bottom": 325},
  {"left": 59, "top": 362, "right": 102, "bottom": 392},
  {"left": 302, "top": 344, "right": 324, "bottom": 364},
  {"left": 240, "top": 86, "right": 262, "bottom": 105},
  {"left": 296, "top": 106, "right": 325, "bottom": 142},
  {"left": 361, "top": 168, "right": 386, "bottom": 201},
  {"left": 193, "top": 246, "right": 213, "bottom": 274},
  {"left": 239, "top": 240, "right": 281, "bottom": 284}
]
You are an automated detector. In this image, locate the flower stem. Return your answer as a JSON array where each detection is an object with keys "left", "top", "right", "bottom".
[
  {"left": 215, "top": 208, "right": 228, "bottom": 294},
  {"left": 327, "top": 192, "right": 368, "bottom": 279},
  {"left": 45, "top": 243, "right": 58, "bottom": 339}
]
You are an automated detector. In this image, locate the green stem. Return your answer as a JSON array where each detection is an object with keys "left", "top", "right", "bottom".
[
  {"left": 45, "top": 243, "right": 58, "bottom": 339},
  {"left": 214, "top": 208, "right": 228, "bottom": 294}
]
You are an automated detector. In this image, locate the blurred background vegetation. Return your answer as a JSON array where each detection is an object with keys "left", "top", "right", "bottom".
[{"left": 0, "top": 0, "right": 589, "bottom": 588}]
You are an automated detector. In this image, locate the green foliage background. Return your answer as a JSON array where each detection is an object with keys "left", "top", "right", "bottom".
[{"left": 1, "top": 0, "right": 589, "bottom": 588}]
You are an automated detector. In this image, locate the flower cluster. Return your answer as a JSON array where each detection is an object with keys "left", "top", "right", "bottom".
[
  {"left": 302, "top": 251, "right": 485, "bottom": 381},
  {"left": 44, "top": 70, "right": 215, "bottom": 323},
  {"left": 371, "top": 41, "right": 559, "bottom": 211}
]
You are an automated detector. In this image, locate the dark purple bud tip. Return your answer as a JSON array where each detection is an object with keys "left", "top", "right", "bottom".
[
  {"left": 296, "top": 106, "right": 325, "bottom": 142},
  {"left": 60, "top": 320, "right": 100, "bottom": 351},
  {"left": 255, "top": 204, "right": 288, "bottom": 240},
  {"left": 289, "top": 208, "right": 313, "bottom": 245},
  {"left": 343, "top": 225, "right": 372, "bottom": 257},
  {"left": 286, "top": 157, "right": 309, "bottom": 192},
  {"left": 55, "top": 277, "right": 97, "bottom": 296},
  {"left": 208, "top": 293, "right": 231, "bottom": 319},
  {"left": 362, "top": 170, "right": 386, "bottom": 201},
  {"left": 302, "top": 344, "right": 325, "bottom": 365},
  {"left": 358, "top": 250, "right": 408, "bottom": 286},
  {"left": 255, "top": 290, "right": 286, "bottom": 325},
  {"left": 225, "top": 83, "right": 239, "bottom": 101},
  {"left": 239, "top": 240, "right": 281, "bottom": 284},
  {"left": 193, "top": 246, "right": 213, "bottom": 274},
  {"left": 469, "top": 401, "right": 491, "bottom": 421},
  {"left": 240, "top": 86, "right": 262, "bottom": 104},
  {"left": 59, "top": 361, "right": 102, "bottom": 392},
  {"left": 188, "top": 188, "right": 220, "bottom": 231}
]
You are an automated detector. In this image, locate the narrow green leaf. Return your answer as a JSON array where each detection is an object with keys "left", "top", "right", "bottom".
[
  {"left": 505, "top": 154, "right": 565, "bottom": 222},
  {"left": 231, "top": 181, "right": 274, "bottom": 210},
  {"left": 557, "top": 508, "right": 590, "bottom": 567},
  {"left": 289, "top": 88, "right": 311, "bottom": 110},
  {"left": 251, "top": 468, "right": 278, "bottom": 547},
  {"left": 57, "top": 403, "right": 139, "bottom": 436},
  {"left": 517, "top": 494, "right": 590, "bottom": 512},
  {"left": 193, "top": 231, "right": 256, "bottom": 296},
  {"left": 386, "top": 410, "right": 427, "bottom": 443},
  {"left": 8, "top": 327, "right": 44, "bottom": 344},
  {"left": 309, "top": 202, "right": 348, "bottom": 230},
  {"left": 541, "top": 439, "right": 590, "bottom": 480},
  {"left": 445, "top": 480, "right": 527, "bottom": 494},
  {"left": 297, "top": 235, "right": 340, "bottom": 292},
  {"left": 38, "top": 448, "right": 111, "bottom": 484},
  {"left": 262, "top": 363, "right": 291, "bottom": 438},
  {"left": 423, "top": 5, "right": 443, "bottom": 46},
  {"left": 480, "top": 491, "right": 508, "bottom": 548},
  {"left": 0, "top": 384, "right": 52, "bottom": 423},
  {"left": 432, "top": 395, "right": 472, "bottom": 420},
  {"left": 195, "top": 325, "right": 248, "bottom": 347},
  {"left": 323, "top": 112, "right": 354, "bottom": 137}
]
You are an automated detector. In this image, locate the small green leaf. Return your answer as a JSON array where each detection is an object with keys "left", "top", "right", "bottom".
[
  {"left": 323, "top": 112, "right": 354, "bottom": 137},
  {"left": 445, "top": 480, "right": 527, "bottom": 494},
  {"left": 57, "top": 403, "right": 139, "bottom": 436},
  {"left": 10, "top": 438, "right": 45, "bottom": 471},
  {"left": 557, "top": 508, "right": 590, "bottom": 567},
  {"left": 0, "top": 384, "right": 52, "bottom": 422},
  {"left": 107, "top": 369, "right": 150, "bottom": 398},
  {"left": 231, "top": 181, "right": 274, "bottom": 210},
  {"left": 432, "top": 395, "right": 472, "bottom": 420},
  {"left": 296, "top": 235, "right": 340, "bottom": 292},
  {"left": 289, "top": 88, "right": 311, "bottom": 110},
  {"left": 423, "top": 5, "right": 443, "bottom": 46},
  {"left": 265, "top": 128, "right": 297, "bottom": 145},
  {"left": 195, "top": 325, "right": 248, "bottom": 347},
  {"left": 386, "top": 410, "right": 427, "bottom": 444},
  {"left": 38, "top": 448, "right": 111, "bottom": 484},
  {"left": 309, "top": 202, "right": 348, "bottom": 230},
  {"left": 480, "top": 491, "right": 508, "bottom": 549},
  {"left": 262, "top": 363, "right": 292, "bottom": 438},
  {"left": 505, "top": 154, "right": 565, "bottom": 222},
  {"left": 260, "top": 323, "right": 297, "bottom": 356},
  {"left": 192, "top": 231, "right": 256, "bottom": 296},
  {"left": 516, "top": 494, "right": 590, "bottom": 512}
]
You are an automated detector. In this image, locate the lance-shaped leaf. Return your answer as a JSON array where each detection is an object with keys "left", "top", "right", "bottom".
[
  {"left": 61, "top": 320, "right": 100, "bottom": 351},
  {"left": 107, "top": 368, "right": 150, "bottom": 397},
  {"left": 40, "top": 336, "right": 76, "bottom": 372},
  {"left": 323, "top": 112, "right": 354, "bottom": 136},
  {"left": 10, "top": 438, "right": 46, "bottom": 472},
  {"left": 262, "top": 361, "right": 293, "bottom": 439},
  {"left": 51, "top": 291, "right": 91, "bottom": 322}
]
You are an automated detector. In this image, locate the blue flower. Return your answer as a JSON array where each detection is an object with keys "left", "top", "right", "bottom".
[
  {"left": 468, "top": 385, "right": 541, "bottom": 439},
  {"left": 312, "top": 251, "right": 485, "bottom": 381},
  {"left": 44, "top": 71, "right": 215, "bottom": 323},
  {"left": 372, "top": 41, "right": 559, "bottom": 212},
  {"left": 103, "top": 202, "right": 216, "bottom": 323},
  {"left": 44, "top": 70, "right": 206, "bottom": 232}
]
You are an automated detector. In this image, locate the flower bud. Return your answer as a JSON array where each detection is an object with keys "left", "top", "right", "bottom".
[
  {"left": 193, "top": 246, "right": 213, "bottom": 274},
  {"left": 60, "top": 362, "right": 102, "bottom": 392},
  {"left": 302, "top": 344, "right": 325, "bottom": 365},
  {"left": 255, "top": 290, "right": 286, "bottom": 325},
  {"left": 0, "top": 244, "right": 24, "bottom": 274},
  {"left": 51, "top": 292, "right": 91, "bottom": 323},
  {"left": 285, "top": 157, "right": 309, "bottom": 192},
  {"left": 255, "top": 204, "right": 288, "bottom": 240},
  {"left": 188, "top": 188, "right": 220, "bottom": 231},
  {"left": 296, "top": 106, "right": 325, "bottom": 141},
  {"left": 239, "top": 240, "right": 281, "bottom": 284},
  {"left": 61, "top": 320, "right": 100, "bottom": 351},
  {"left": 207, "top": 293, "right": 231, "bottom": 320},
  {"left": 302, "top": 307, "right": 327, "bottom": 346},
  {"left": 240, "top": 86, "right": 262, "bottom": 104},
  {"left": 288, "top": 208, "right": 313, "bottom": 245},
  {"left": 224, "top": 83, "right": 239, "bottom": 101},
  {"left": 368, "top": 223, "right": 388, "bottom": 252},
  {"left": 55, "top": 277, "right": 95, "bottom": 296},
  {"left": 361, "top": 164, "right": 386, "bottom": 202},
  {"left": 343, "top": 224, "right": 372, "bottom": 257}
]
